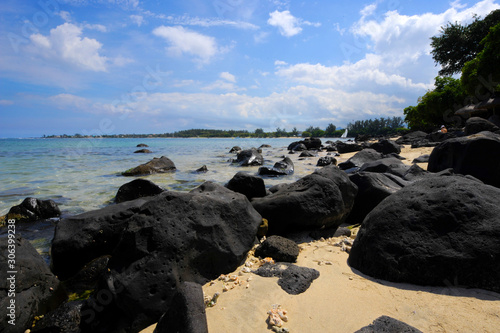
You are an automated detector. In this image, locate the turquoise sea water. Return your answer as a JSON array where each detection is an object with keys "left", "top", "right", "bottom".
[
  {"left": 0, "top": 137, "right": 348, "bottom": 260},
  {"left": 0, "top": 137, "right": 345, "bottom": 216}
]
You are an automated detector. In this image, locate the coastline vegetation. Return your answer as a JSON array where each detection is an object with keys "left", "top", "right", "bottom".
[
  {"left": 405, "top": 10, "right": 500, "bottom": 131},
  {"left": 43, "top": 116, "right": 407, "bottom": 139}
]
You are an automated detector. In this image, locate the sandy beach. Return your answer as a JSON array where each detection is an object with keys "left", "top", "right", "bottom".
[{"left": 141, "top": 144, "right": 500, "bottom": 333}]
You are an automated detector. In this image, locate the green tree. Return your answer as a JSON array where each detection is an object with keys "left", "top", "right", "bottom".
[
  {"left": 325, "top": 123, "right": 337, "bottom": 136},
  {"left": 291, "top": 127, "right": 299, "bottom": 136},
  {"left": 403, "top": 77, "right": 467, "bottom": 131},
  {"left": 301, "top": 131, "right": 311, "bottom": 138},
  {"left": 461, "top": 23, "right": 500, "bottom": 96},
  {"left": 431, "top": 10, "right": 500, "bottom": 76}
]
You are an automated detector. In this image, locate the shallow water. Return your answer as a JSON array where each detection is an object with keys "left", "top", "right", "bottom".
[{"left": 0, "top": 137, "right": 345, "bottom": 260}]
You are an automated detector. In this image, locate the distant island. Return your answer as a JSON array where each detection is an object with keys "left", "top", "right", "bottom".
[{"left": 43, "top": 117, "right": 408, "bottom": 139}]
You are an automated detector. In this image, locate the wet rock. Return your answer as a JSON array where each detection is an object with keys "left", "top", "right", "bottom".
[
  {"left": 226, "top": 172, "right": 267, "bottom": 200},
  {"left": 115, "top": 179, "right": 164, "bottom": 203},
  {"left": 229, "top": 146, "right": 242, "bottom": 153},
  {"left": 195, "top": 165, "right": 208, "bottom": 173},
  {"left": 254, "top": 235, "right": 300, "bottom": 263},
  {"left": 232, "top": 149, "right": 264, "bottom": 166},
  {"left": 298, "top": 151, "right": 317, "bottom": 158},
  {"left": 258, "top": 157, "right": 294, "bottom": 176},
  {"left": 122, "top": 156, "right": 176, "bottom": 176},
  {"left": 134, "top": 149, "right": 152, "bottom": 153},
  {"left": 348, "top": 176, "right": 500, "bottom": 293},
  {"left": 358, "top": 157, "right": 410, "bottom": 178},
  {"left": 5, "top": 197, "right": 61, "bottom": 223},
  {"left": 136, "top": 144, "right": 149, "bottom": 147},
  {"left": 316, "top": 156, "right": 337, "bottom": 167}
]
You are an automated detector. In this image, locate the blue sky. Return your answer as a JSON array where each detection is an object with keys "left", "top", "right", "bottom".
[{"left": 1, "top": 0, "right": 499, "bottom": 137}]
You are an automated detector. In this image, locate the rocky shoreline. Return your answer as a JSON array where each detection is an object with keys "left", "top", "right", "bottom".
[{"left": 1, "top": 117, "right": 500, "bottom": 333}]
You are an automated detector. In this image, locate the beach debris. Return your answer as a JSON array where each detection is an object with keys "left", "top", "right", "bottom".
[
  {"left": 267, "top": 304, "right": 289, "bottom": 330},
  {"left": 261, "top": 257, "right": 275, "bottom": 265},
  {"left": 333, "top": 237, "right": 353, "bottom": 252},
  {"left": 204, "top": 292, "right": 220, "bottom": 308}
]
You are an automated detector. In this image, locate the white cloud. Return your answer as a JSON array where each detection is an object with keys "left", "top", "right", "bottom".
[
  {"left": 84, "top": 23, "right": 107, "bottom": 32},
  {"left": 166, "top": 15, "right": 259, "bottom": 30},
  {"left": 47, "top": 86, "right": 406, "bottom": 130},
  {"left": 29, "top": 23, "right": 108, "bottom": 72},
  {"left": 58, "top": 11, "right": 72, "bottom": 22},
  {"left": 153, "top": 26, "right": 223, "bottom": 64},
  {"left": 0, "top": 100, "right": 14, "bottom": 106},
  {"left": 130, "top": 15, "right": 144, "bottom": 27},
  {"left": 268, "top": 10, "right": 302, "bottom": 37},
  {"left": 274, "top": 60, "right": 288, "bottom": 66},
  {"left": 220, "top": 72, "right": 236, "bottom": 83}
]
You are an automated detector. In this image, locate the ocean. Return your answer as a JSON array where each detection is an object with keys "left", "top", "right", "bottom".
[{"left": 0, "top": 137, "right": 345, "bottom": 259}]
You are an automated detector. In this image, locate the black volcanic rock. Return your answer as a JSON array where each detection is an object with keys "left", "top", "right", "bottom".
[
  {"left": 51, "top": 182, "right": 262, "bottom": 332},
  {"left": 428, "top": 131, "right": 500, "bottom": 187},
  {"left": 251, "top": 165, "right": 357, "bottom": 235},
  {"left": 348, "top": 175, "right": 500, "bottom": 293},
  {"left": 122, "top": 156, "right": 176, "bottom": 176},
  {"left": 115, "top": 179, "right": 164, "bottom": 203}
]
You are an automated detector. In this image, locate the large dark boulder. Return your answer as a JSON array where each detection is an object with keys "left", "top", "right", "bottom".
[
  {"left": 257, "top": 157, "right": 294, "bottom": 176},
  {"left": 358, "top": 157, "right": 410, "bottom": 178},
  {"left": 288, "top": 138, "right": 321, "bottom": 151},
  {"left": 51, "top": 182, "right": 262, "bottom": 332},
  {"left": 254, "top": 235, "right": 300, "bottom": 263},
  {"left": 251, "top": 166, "right": 357, "bottom": 235},
  {"left": 226, "top": 172, "right": 267, "bottom": 199},
  {"left": 336, "top": 141, "right": 364, "bottom": 154},
  {"left": 338, "top": 149, "right": 383, "bottom": 171},
  {"left": 154, "top": 282, "right": 208, "bottom": 333},
  {"left": 427, "top": 131, "right": 500, "bottom": 187},
  {"left": 464, "top": 117, "right": 500, "bottom": 135},
  {"left": 346, "top": 172, "right": 404, "bottom": 225},
  {"left": 368, "top": 139, "right": 401, "bottom": 155},
  {"left": 348, "top": 176, "right": 500, "bottom": 293},
  {"left": 122, "top": 156, "right": 176, "bottom": 176},
  {"left": 5, "top": 197, "right": 60, "bottom": 222},
  {"left": 395, "top": 131, "right": 427, "bottom": 145},
  {"left": 232, "top": 149, "right": 264, "bottom": 166},
  {"left": 0, "top": 236, "right": 67, "bottom": 332},
  {"left": 115, "top": 179, "right": 164, "bottom": 203}
]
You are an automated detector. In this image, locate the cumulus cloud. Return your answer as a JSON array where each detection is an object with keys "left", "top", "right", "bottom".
[
  {"left": 153, "top": 26, "right": 223, "bottom": 64},
  {"left": 268, "top": 10, "right": 317, "bottom": 37},
  {"left": 220, "top": 72, "right": 236, "bottom": 83},
  {"left": 29, "top": 23, "right": 108, "bottom": 72}
]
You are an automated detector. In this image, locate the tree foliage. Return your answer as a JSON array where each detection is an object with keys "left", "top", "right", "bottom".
[
  {"left": 461, "top": 23, "right": 500, "bottom": 96},
  {"left": 404, "top": 77, "right": 467, "bottom": 131},
  {"left": 346, "top": 117, "right": 406, "bottom": 137},
  {"left": 431, "top": 10, "right": 500, "bottom": 76}
]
